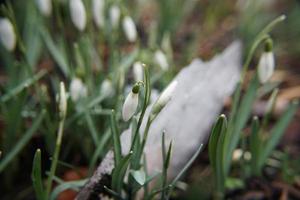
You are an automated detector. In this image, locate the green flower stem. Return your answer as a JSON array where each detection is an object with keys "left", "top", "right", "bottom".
[{"left": 45, "top": 116, "right": 66, "bottom": 198}]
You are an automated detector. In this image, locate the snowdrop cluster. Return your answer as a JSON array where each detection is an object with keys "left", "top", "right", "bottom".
[
  {"left": 258, "top": 39, "right": 275, "bottom": 84},
  {"left": 69, "top": 0, "right": 87, "bottom": 31},
  {"left": 69, "top": 78, "right": 88, "bottom": 102},
  {"left": 122, "top": 16, "right": 137, "bottom": 42},
  {"left": 0, "top": 18, "right": 16, "bottom": 52},
  {"left": 35, "top": 0, "right": 52, "bottom": 17}
]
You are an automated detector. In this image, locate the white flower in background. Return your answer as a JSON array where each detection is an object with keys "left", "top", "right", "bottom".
[
  {"left": 154, "top": 50, "right": 169, "bottom": 71},
  {"left": 70, "top": 0, "right": 86, "bottom": 31},
  {"left": 0, "top": 18, "right": 16, "bottom": 52},
  {"left": 35, "top": 0, "right": 52, "bottom": 17},
  {"left": 133, "top": 61, "right": 143, "bottom": 82},
  {"left": 122, "top": 16, "right": 137, "bottom": 42},
  {"left": 101, "top": 79, "right": 114, "bottom": 97},
  {"left": 70, "top": 77, "right": 88, "bottom": 102},
  {"left": 109, "top": 5, "right": 120, "bottom": 29},
  {"left": 59, "top": 82, "right": 67, "bottom": 118},
  {"left": 122, "top": 85, "right": 140, "bottom": 121},
  {"left": 151, "top": 80, "right": 178, "bottom": 118},
  {"left": 92, "top": 0, "right": 105, "bottom": 29},
  {"left": 258, "top": 40, "right": 275, "bottom": 84}
]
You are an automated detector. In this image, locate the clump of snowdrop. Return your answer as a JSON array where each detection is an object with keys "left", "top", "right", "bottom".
[
  {"left": 133, "top": 61, "right": 143, "bottom": 82},
  {"left": 258, "top": 39, "right": 275, "bottom": 84},
  {"left": 92, "top": 0, "right": 105, "bottom": 29},
  {"left": 122, "top": 84, "right": 140, "bottom": 121},
  {"left": 122, "top": 16, "right": 137, "bottom": 42},
  {"left": 154, "top": 50, "right": 169, "bottom": 71},
  {"left": 0, "top": 18, "right": 16, "bottom": 52},
  {"left": 69, "top": 0, "right": 87, "bottom": 31},
  {"left": 150, "top": 80, "right": 178, "bottom": 120},
  {"left": 59, "top": 82, "right": 67, "bottom": 118},
  {"left": 109, "top": 5, "right": 120, "bottom": 29},
  {"left": 69, "top": 77, "right": 88, "bottom": 102},
  {"left": 35, "top": 0, "right": 52, "bottom": 17},
  {"left": 101, "top": 79, "right": 115, "bottom": 98}
]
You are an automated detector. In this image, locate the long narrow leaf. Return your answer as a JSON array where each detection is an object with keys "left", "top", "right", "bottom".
[
  {"left": 110, "top": 110, "right": 122, "bottom": 166},
  {"left": 49, "top": 179, "right": 87, "bottom": 200},
  {"left": 31, "top": 149, "right": 45, "bottom": 200}
]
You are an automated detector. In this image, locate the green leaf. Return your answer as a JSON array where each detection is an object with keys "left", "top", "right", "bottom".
[
  {"left": 130, "top": 169, "right": 146, "bottom": 186},
  {"left": 0, "top": 110, "right": 45, "bottom": 172},
  {"left": 84, "top": 112, "right": 99, "bottom": 146},
  {"left": 112, "top": 152, "right": 133, "bottom": 193},
  {"left": 31, "top": 149, "right": 45, "bottom": 200},
  {"left": 110, "top": 109, "right": 122, "bottom": 166},
  {"left": 258, "top": 100, "right": 299, "bottom": 169},
  {"left": 249, "top": 116, "right": 260, "bottom": 174},
  {"left": 49, "top": 179, "right": 87, "bottom": 200}
]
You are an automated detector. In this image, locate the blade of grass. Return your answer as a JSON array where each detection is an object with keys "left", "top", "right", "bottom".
[
  {"left": 84, "top": 112, "right": 100, "bottom": 146},
  {"left": 0, "top": 110, "right": 45, "bottom": 172},
  {"left": 31, "top": 149, "right": 46, "bottom": 200},
  {"left": 110, "top": 109, "right": 122, "bottom": 166}
]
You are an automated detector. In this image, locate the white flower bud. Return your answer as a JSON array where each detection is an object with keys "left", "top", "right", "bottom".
[
  {"left": 101, "top": 79, "right": 114, "bottom": 98},
  {"left": 70, "top": 77, "right": 88, "bottom": 102},
  {"left": 258, "top": 51, "right": 275, "bottom": 84},
  {"left": 70, "top": 0, "right": 87, "bottom": 31},
  {"left": 109, "top": 5, "right": 120, "bottom": 29},
  {"left": 92, "top": 0, "right": 105, "bottom": 29},
  {"left": 151, "top": 80, "right": 177, "bottom": 119},
  {"left": 0, "top": 18, "right": 16, "bottom": 52},
  {"left": 122, "top": 86, "right": 139, "bottom": 121},
  {"left": 59, "top": 82, "right": 67, "bottom": 118},
  {"left": 122, "top": 16, "right": 137, "bottom": 42},
  {"left": 154, "top": 50, "right": 169, "bottom": 71},
  {"left": 35, "top": 0, "right": 52, "bottom": 17},
  {"left": 133, "top": 61, "right": 143, "bottom": 82}
]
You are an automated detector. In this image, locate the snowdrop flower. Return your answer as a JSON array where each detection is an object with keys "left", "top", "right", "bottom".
[
  {"left": 0, "top": 18, "right": 16, "bottom": 52},
  {"left": 69, "top": 0, "right": 86, "bottom": 31},
  {"left": 109, "top": 5, "right": 120, "bottom": 29},
  {"left": 122, "top": 16, "right": 137, "bottom": 42},
  {"left": 92, "top": 0, "right": 105, "bottom": 29},
  {"left": 122, "top": 84, "right": 140, "bottom": 121},
  {"left": 59, "top": 82, "right": 67, "bottom": 118},
  {"left": 35, "top": 0, "right": 52, "bottom": 17},
  {"left": 133, "top": 61, "right": 143, "bottom": 82},
  {"left": 101, "top": 79, "right": 114, "bottom": 98},
  {"left": 70, "top": 77, "right": 88, "bottom": 102},
  {"left": 151, "top": 80, "right": 178, "bottom": 120},
  {"left": 154, "top": 50, "right": 169, "bottom": 71},
  {"left": 258, "top": 40, "right": 275, "bottom": 84}
]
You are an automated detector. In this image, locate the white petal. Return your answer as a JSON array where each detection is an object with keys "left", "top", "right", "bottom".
[
  {"left": 122, "top": 92, "right": 139, "bottom": 121},
  {"left": 0, "top": 18, "right": 16, "bottom": 51},
  {"left": 70, "top": 0, "right": 87, "bottom": 31},
  {"left": 133, "top": 61, "right": 143, "bottom": 82},
  {"left": 59, "top": 82, "right": 67, "bottom": 117},
  {"left": 70, "top": 78, "right": 87, "bottom": 101},
  {"left": 122, "top": 16, "right": 137, "bottom": 42},
  {"left": 101, "top": 79, "right": 114, "bottom": 97},
  {"left": 157, "top": 80, "right": 178, "bottom": 106},
  {"left": 92, "top": 0, "right": 105, "bottom": 28},
  {"left": 36, "top": 0, "right": 52, "bottom": 17},
  {"left": 258, "top": 52, "right": 275, "bottom": 83},
  {"left": 109, "top": 5, "right": 120, "bottom": 28},
  {"left": 154, "top": 50, "right": 169, "bottom": 71}
]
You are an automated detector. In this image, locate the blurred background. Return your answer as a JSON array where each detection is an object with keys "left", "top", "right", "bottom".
[{"left": 0, "top": 0, "right": 300, "bottom": 199}]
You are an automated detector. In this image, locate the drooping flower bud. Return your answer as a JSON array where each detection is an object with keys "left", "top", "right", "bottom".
[
  {"left": 0, "top": 18, "right": 16, "bottom": 52},
  {"left": 122, "top": 84, "right": 140, "bottom": 121},
  {"left": 70, "top": 0, "right": 87, "bottom": 31},
  {"left": 154, "top": 50, "right": 169, "bottom": 71},
  {"left": 122, "top": 16, "right": 137, "bottom": 42},
  {"left": 109, "top": 5, "right": 120, "bottom": 29},
  {"left": 35, "top": 0, "right": 52, "bottom": 17},
  {"left": 133, "top": 61, "right": 143, "bottom": 82},
  {"left": 70, "top": 77, "right": 88, "bottom": 102},
  {"left": 150, "top": 80, "right": 177, "bottom": 121},
  {"left": 101, "top": 79, "right": 115, "bottom": 98},
  {"left": 59, "top": 82, "right": 67, "bottom": 118},
  {"left": 258, "top": 39, "right": 275, "bottom": 84},
  {"left": 92, "top": 0, "right": 105, "bottom": 29}
]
